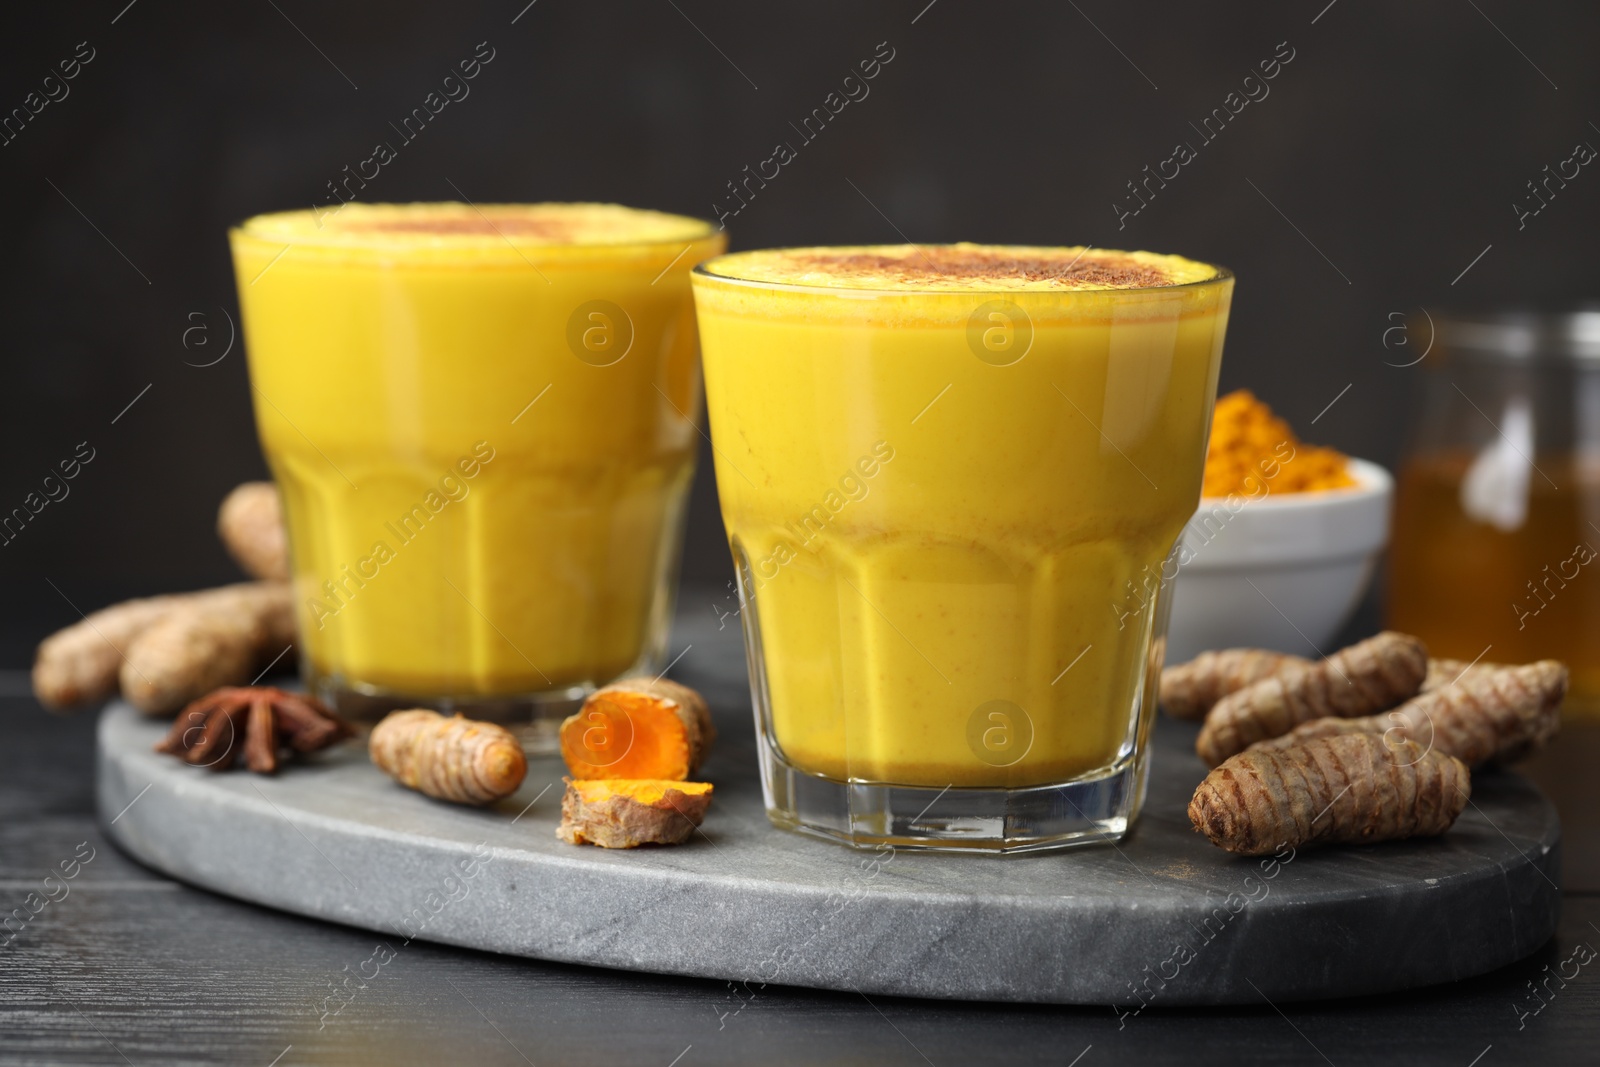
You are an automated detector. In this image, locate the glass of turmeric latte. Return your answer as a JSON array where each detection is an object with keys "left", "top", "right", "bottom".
[
  {"left": 693, "top": 244, "right": 1232, "bottom": 851},
  {"left": 231, "top": 203, "right": 724, "bottom": 729}
]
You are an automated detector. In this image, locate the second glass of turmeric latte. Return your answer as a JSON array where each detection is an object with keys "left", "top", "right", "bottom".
[{"left": 693, "top": 244, "right": 1232, "bottom": 851}]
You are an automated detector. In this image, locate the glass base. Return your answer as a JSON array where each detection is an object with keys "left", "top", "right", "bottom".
[
  {"left": 305, "top": 672, "right": 591, "bottom": 756},
  {"left": 760, "top": 745, "right": 1149, "bottom": 854}
]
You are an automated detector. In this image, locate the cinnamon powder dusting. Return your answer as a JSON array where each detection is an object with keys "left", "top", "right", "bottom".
[{"left": 787, "top": 247, "right": 1172, "bottom": 289}]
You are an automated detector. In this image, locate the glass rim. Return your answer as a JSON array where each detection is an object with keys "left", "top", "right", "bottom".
[
  {"left": 229, "top": 203, "right": 726, "bottom": 255},
  {"left": 1434, "top": 308, "right": 1600, "bottom": 363},
  {"left": 692, "top": 244, "right": 1233, "bottom": 299}
]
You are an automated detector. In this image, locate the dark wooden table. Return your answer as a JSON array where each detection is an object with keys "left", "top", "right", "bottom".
[{"left": 3, "top": 641, "right": 1598, "bottom": 1066}]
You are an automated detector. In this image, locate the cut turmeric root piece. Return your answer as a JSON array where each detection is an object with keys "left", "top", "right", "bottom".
[
  {"left": 556, "top": 778, "right": 713, "bottom": 848},
  {"left": 558, "top": 676, "right": 715, "bottom": 780}
]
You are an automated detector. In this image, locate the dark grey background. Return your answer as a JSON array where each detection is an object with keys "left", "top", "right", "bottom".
[{"left": 2, "top": 0, "right": 1597, "bottom": 664}]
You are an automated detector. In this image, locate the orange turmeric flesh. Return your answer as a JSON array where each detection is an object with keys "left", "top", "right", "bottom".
[
  {"left": 570, "top": 779, "right": 713, "bottom": 805},
  {"left": 1203, "top": 389, "right": 1355, "bottom": 497},
  {"left": 558, "top": 676, "right": 715, "bottom": 780}
]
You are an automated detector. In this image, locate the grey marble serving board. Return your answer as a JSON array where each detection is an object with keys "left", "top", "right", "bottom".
[{"left": 97, "top": 617, "right": 1560, "bottom": 1006}]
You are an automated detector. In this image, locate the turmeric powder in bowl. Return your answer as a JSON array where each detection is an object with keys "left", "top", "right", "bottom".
[{"left": 1202, "top": 389, "right": 1355, "bottom": 497}]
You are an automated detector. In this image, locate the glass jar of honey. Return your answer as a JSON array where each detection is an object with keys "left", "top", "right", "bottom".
[{"left": 1388, "top": 310, "right": 1600, "bottom": 715}]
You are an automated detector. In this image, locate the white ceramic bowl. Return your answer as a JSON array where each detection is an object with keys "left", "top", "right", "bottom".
[{"left": 1163, "top": 458, "right": 1392, "bottom": 663}]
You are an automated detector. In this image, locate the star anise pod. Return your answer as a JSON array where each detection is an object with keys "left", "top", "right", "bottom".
[{"left": 155, "top": 686, "right": 353, "bottom": 773}]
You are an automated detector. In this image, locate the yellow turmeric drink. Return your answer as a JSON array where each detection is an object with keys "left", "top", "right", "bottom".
[
  {"left": 694, "top": 244, "right": 1232, "bottom": 850},
  {"left": 231, "top": 203, "right": 724, "bottom": 714}
]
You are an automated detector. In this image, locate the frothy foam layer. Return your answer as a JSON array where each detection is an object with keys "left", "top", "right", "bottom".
[
  {"left": 239, "top": 202, "right": 716, "bottom": 248},
  {"left": 702, "top": 244, "right": 1220, "bottom": 292}
]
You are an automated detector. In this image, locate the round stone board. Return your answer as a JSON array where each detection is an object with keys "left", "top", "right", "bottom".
[{"left": 96, "top": 628, "right": 1559, "bottom": 1006}]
